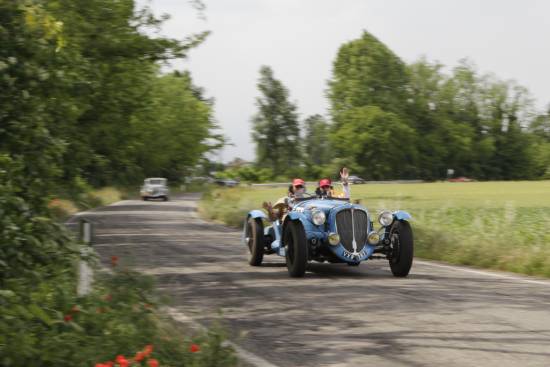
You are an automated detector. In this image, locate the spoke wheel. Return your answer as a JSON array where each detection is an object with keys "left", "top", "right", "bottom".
[
  {"left": 246, "top": 217, "right": 264, "bottom": 266},
  {"left": 388, "top": 220, "right": 414, "bottom": 277},
  {"left": 284, "top": 220, "right": 308, "bottom": 277}
]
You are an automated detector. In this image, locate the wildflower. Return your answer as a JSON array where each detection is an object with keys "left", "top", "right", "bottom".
[
  {"left": 148, "top": 358, "right": 159, "bottom": 367},
  {"left": 115, "top": 355, "right": 129, "bottom": 367},
  {"left": 105, "top": 362, "right": 114, "bottom": 367},
  {"left": 71, "top": 305, "right": 80, "bottom": 313},
  {"left": 104, "top": 294, "right": 113, "bottom": 302},
  {"left": 189, "top": 344, "right": 200, "bottom": 353},
  {"left": 134, "top": 351, "right": 145, "bottom": 362},
  {"left": 64, "top": 314, "right": 73, "bottom": 322},
  {"left": 143, "top": 344, "right": 154, "bottom": 357},
  {"left": 111, "top": 255, "right": 118, "bottom": 267}
]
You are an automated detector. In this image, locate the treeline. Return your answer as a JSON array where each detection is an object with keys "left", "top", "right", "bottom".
[
  {"left": 250, "top": 31, "right": 550, "bottom": 181},
  {"left": 1, "top": 0, "right": 219, "bottom": 207}
]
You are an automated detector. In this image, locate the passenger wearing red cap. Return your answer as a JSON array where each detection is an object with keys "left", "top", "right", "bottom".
[
  {"left": 315, "top": 178, "right": 334, "bottom": 198},
  {"left": 316, "top": 168, "right": 350, "bottom": 199}
]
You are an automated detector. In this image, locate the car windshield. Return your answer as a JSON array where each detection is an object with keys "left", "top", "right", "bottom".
[
  {"left": 148, "top": 179, "right": 166, "bottom": 185},
  {"left": 293, "top": 196, "right": 349, "bottom": 203}
]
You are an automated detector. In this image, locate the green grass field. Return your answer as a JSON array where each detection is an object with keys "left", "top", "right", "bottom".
[{"left": 200, "top": 181, "right": 550, "bottom": 277}]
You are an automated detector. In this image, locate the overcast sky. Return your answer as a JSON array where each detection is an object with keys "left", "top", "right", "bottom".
[{"left": 139, "top": 0, "right": 550, "bottom": 162}]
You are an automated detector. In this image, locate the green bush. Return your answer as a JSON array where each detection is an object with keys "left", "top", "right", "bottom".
[
  {"left": 0, "top": 260, "right": 237, "bottom": 367},
  {"left": 1, "top": 159, "right": 236, "bottom": 366}
]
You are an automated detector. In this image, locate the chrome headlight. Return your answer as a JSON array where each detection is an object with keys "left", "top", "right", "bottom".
[
  {"left": 378, "top": 211, "right": 394, "bottom": 226},
  {"left": 312, "top": 209, "right": 326, "bottom": 226},
  {"left": 328, "top": 232, "right": 340, "bottom": 246},
  {"left": 367, "top": 231, "right": 380, "bottom": 245}
]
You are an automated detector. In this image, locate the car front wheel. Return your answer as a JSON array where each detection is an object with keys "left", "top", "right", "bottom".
[
  {"left": 284, "top": 220, "right": 308, "bottom": 277},
  {"left": 389, "top": 220, "right": 414, "bottom": 277}
]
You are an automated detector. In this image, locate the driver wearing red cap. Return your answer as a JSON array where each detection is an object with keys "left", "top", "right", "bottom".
[
  {"left": 263, "top": 177, "right": 307, "bottom": 221},
  {"left": 290, "top": 178, "right": 306, "bottom": 199}
]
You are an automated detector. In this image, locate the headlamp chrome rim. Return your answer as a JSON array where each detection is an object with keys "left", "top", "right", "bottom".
[
  {"left": 312, "top": 209, "right": 326, "bottom": 226},
  {"left": 378, "top": 210, "right": 394, "bottom": 227}
]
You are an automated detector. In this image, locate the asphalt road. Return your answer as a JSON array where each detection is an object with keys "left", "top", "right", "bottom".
[{"left": 76, "top": 194, "right": 550, "bottom": 367}]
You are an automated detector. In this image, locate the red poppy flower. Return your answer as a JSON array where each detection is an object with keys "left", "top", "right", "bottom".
[
  {"left": 94, "top": 364, "right": 106, "bottom": 367},
  {"left": 115, "top": 355, "right": 129, "bottom": 367},
  {"left": 105, "top": 362, "right": 114, "bottom": 367},
  {"left": 147, "top": 358, "right": 159, "bottom": 367},
  {"left": 64, "top": 314, "right": 73, "bottom": 322},
  {"left": 189, "top": 344, "right": 200, "bottom": 353},
  {"left": 134, "top": 352, "right": 145, "bottom": 362},
  {"left": 111, "top": 255, "right": 118, "bottom": 266},
  {"left": 143, "top": 344, "right": 154, "bottom": 357}
]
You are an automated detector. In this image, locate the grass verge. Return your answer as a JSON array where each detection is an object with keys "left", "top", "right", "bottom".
[{"left": 199, "top": 181, "right": 550, "bottom": 278}]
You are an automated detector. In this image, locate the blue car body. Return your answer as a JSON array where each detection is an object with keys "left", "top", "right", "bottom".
[{"left": 245, "top": 197, "right": 412, "bottom": 267}]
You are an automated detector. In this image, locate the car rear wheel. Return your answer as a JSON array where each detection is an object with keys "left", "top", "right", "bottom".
[
  {"left": 284, "top": 220, "right": 308, "bottom": 277},
  {"left": 389, "top": 220, "right": 414, "bottom": 277},
  {"left": 246, "top": 217, "right": 264, "bottom": 266}
]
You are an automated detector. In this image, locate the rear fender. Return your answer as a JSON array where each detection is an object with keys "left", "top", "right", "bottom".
[
  {"left": 248, "top": 210, "right": 268, "bottom": 221},
  {"left": 243, "top": 210, "right": 269, "bottom": 246}
]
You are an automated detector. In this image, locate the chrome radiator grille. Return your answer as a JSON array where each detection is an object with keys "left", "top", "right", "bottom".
[{"left": 335, "top": 209, "right": 369, "bottom": 253}]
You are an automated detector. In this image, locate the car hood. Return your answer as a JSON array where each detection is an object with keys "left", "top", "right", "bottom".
[{"left": 294, "top": 199, "right": 351, "bottom": 213}]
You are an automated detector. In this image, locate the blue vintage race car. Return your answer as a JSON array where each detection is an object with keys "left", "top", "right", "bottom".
[{"left": 243, "top": 195, "right": 413, "bottom": 277}]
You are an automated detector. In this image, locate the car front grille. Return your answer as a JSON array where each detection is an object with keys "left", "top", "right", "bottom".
[{"left": 335, "top": 209, "right": 369, "bottom": 253}]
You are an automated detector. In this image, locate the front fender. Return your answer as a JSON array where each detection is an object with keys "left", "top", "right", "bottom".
[
  {"left": 285, "top": 211, "right": 310, "bottom": 231},
  {"left": 284, "top": 211, "right": 324, "bottom": 240},
  {"left": 393, "top": 210, "right": 412, "bottom": 221}
]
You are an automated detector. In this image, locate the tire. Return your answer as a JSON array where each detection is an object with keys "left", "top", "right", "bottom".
[
  {"left": 246, "top": 217, "right": 264, "bottom": 266},
  {"left": 142, "top": 197, "right": 148, "bottom": 201},
  {"left": 163, "top": 196, "right": 169, "bottom": 201},
  {"left": 389, "top": 220, "right": 414, "bottom": 277},
  {"left": 284, "top": 220, "right": 308, "bottom": 277}
]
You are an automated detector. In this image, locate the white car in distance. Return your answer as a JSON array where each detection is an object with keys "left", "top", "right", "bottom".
[{"left": 140, "top": 178, "right": 169, "bottom": 201}]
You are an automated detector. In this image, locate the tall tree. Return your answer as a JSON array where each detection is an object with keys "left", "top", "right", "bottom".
[
  {"left": 303, "top": 114, "right": 330, "bottom": 166},
  {"left": 328, "top": 30, "right": 410, "bottom": 121},
  {"left": 252, "top": 66, "right": 301, "bottom": 176},
  {"left": 331, "top": 106, "right": 418, "bottom": 179}
]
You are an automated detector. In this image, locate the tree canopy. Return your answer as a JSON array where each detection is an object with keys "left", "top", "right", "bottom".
[{"left": 251, "top": 65, "right": 301, "bottom": 177}]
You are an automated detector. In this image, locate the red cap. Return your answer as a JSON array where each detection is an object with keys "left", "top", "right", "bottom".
[
  {"left": 319, "top": 178, "right": 331, "bottom": 187},
  {"left": 292, "top": 178, "right": 305, "bottom": 186}
]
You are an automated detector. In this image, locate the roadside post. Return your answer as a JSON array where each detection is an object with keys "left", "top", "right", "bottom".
[{"left": 77, "top": 218, "right": 94, "bottom": 296}]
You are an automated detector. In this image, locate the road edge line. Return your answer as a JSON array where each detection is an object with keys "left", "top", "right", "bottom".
[
  {"left": 164, "top": 307, "right": 280, "bottom": 367},
  {"left": 415, "top": 259, "right": 550, "bottom": 286}
]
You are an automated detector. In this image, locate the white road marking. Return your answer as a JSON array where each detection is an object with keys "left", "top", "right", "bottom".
[{"left": 415, "top": 260, "right": 550, "bottom": 286}]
